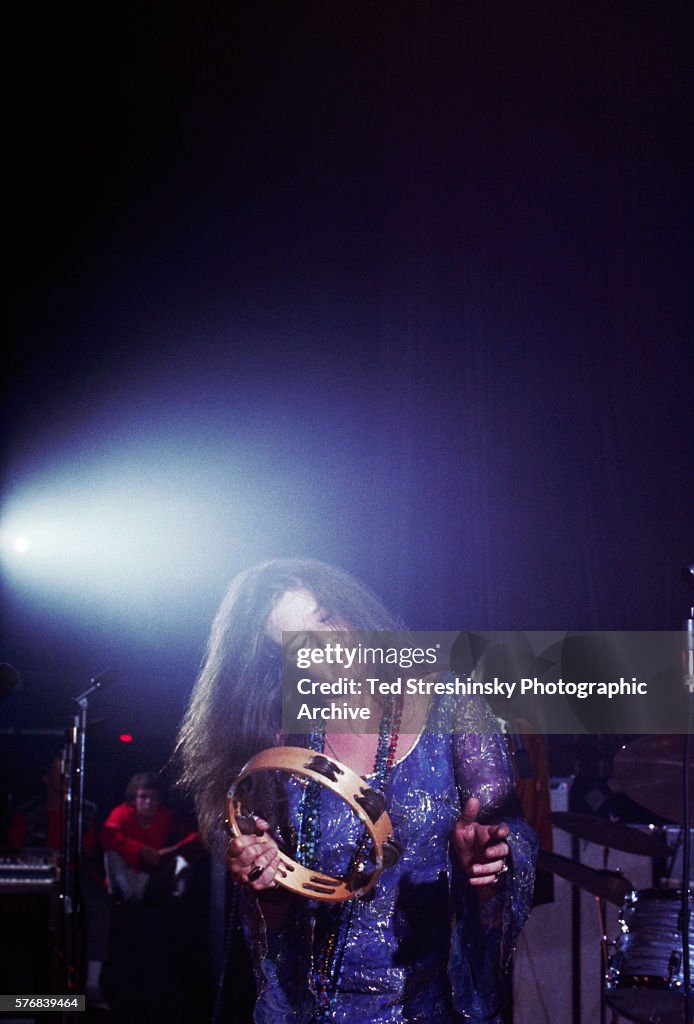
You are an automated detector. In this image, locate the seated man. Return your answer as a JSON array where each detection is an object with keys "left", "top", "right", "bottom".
[{"left": 99, "top": 772, "right": 199, "bottom": 903}]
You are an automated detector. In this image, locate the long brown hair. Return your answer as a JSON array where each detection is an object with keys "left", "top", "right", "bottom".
[{"left": 175, "top": 559, "right": 403, "bottom": 847}]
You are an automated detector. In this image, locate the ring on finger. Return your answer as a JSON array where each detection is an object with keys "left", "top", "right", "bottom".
[
  {"left": 495, "top": 863, "right": 509, "bottom": 880},
  {"left": 248, "top": 864, "right": 263, "bottom": 882}
]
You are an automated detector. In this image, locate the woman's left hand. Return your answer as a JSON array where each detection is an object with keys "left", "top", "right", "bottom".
[{"left": 451, "top": 796, "right": 510, "bottom": 887}]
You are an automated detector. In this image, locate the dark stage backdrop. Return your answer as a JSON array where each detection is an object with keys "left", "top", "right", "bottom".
[{"left": 2, "top": 4, "right": 692, "bottom": 814}]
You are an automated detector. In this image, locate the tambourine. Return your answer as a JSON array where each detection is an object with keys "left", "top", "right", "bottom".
[{"left": 226, "top": 746, "right": 402, "bottom": 902}]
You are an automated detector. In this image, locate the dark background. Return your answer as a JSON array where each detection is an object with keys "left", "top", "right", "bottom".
[{"left": 2, "top": 3, "right": 692, "bottom": 815}]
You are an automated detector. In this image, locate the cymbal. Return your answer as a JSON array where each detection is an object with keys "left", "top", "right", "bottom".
[
  {"left": 537, "top": 849, "right": 633, "bottom": 906},
  {"left": 612, "top": 735, "right": 694, "bottom": 824},
  {"left": 549, "top": 811, "right": 672, "bottom": 859}
]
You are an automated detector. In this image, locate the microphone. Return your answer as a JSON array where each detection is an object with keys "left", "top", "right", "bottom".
[
  {"left": 0, "top": 663, "right": 22, "bottom": 701},
  {"left": 88, "top": 669, "right": 116, "bottom": 691},
  {"left": 74, "top": 669, "right": 116, "bottom": 703}
]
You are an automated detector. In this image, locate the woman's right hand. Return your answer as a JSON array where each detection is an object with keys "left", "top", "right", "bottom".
[{"left": 226, "top": 817, "right": 281, "bottom": 891}]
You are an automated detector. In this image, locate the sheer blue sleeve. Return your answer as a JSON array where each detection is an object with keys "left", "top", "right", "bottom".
[{"left": 449, "top": 696, "right": 538, "bottom": 1021}]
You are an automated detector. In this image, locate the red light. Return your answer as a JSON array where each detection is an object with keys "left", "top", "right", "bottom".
[{"left": 119, "top": 734, "right": 133, "bottom": 743}]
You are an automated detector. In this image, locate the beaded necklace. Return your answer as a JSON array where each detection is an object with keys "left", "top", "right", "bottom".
[{"left": 296, "top": 696, "right": 403, "bottom": 1023}]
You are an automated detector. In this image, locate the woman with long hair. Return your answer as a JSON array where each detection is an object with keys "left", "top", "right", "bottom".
[{"left": 176, "top": 559, "right": 536, "bottom": 1024}]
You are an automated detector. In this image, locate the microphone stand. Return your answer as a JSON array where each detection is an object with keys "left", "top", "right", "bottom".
[{"left": 61, "top": 669, "right": 114, "bottom": 1016}]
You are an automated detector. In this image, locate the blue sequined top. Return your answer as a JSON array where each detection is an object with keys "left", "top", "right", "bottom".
[{"left": 240, "top": 693, "right": 537, "bottom": 1024}]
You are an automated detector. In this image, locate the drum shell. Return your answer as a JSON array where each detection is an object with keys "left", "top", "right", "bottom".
[{"left": 606, "top": 888, "right": 694, "bottom": 1024}]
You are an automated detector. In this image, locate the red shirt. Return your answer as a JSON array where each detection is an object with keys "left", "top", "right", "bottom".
[{"left": 98, "top": 803, "right": 198, "bottom": 871}]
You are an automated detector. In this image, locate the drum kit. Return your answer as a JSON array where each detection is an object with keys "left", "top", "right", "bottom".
[{"left": 543, "top": 736, "right": 694, "bottom": 1024}]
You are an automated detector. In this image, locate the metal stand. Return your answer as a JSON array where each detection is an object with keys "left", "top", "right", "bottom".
[
  {"left": 60, "top": 669, "right": 114, "bottom": 1018},
  {"left": 596, "top": 875, "right": 619, "bottom": 1024},
  {"left": 571, "top": 834, "right": 581, "bottom": 1024},
  {"left": 683, "top": 579, "right": 694, "bottom": 1024}
]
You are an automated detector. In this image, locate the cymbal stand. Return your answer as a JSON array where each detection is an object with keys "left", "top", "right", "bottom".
[
  {"left": 571, "top": 835, "right": 581, "bottom": 1024},
  {"left": 596, "top": 844, "right": 619, "bottom": 1024},
  {"left": 595, "top": 895, "right": 621, "bottom": 1024}
]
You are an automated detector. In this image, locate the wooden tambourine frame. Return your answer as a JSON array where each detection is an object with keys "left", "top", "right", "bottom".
[{"left": 226, "top": 746, "right": 396, "bottom": 902}]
